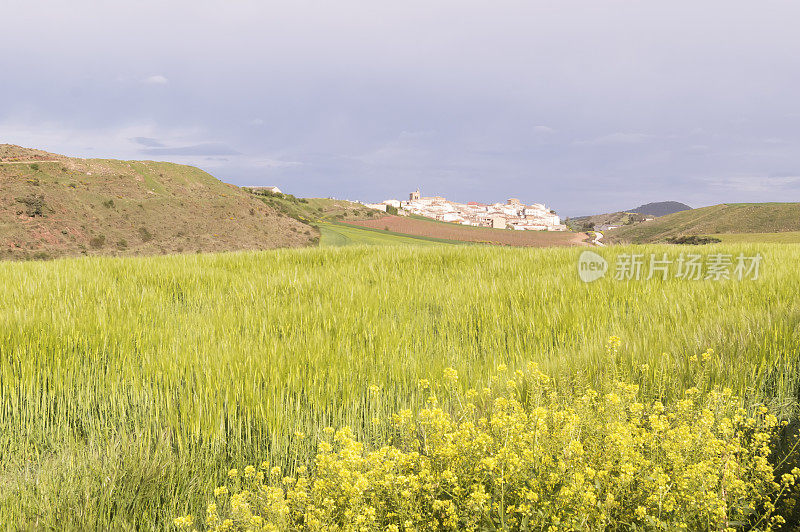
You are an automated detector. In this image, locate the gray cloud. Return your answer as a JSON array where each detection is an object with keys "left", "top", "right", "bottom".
[
  {"left": 140, "top": 143, "right": 240, "bottom": 156},
  {"left": 131, "top": 136, "right": 165, "bottom": 147},
  {"left": 704, "top": 175, "right": 800, "bottom": 193},
  {"left": 141, "top": 74, "right": 168, "bottom": 85},
  {"left": 574, "top": 133, "right": 659, "bottom": 146},
  {"left": 1, "top": 0, "right": 800, "bottom": 216}
]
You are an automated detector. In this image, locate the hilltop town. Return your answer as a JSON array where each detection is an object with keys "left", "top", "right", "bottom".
[{"left": 366, "top": 189, "right": 567, "bottom": 231}]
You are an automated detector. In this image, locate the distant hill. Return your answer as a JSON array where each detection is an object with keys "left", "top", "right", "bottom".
[
  {"left": 627, "top": 201, "right": 691, "bottom": 217},
  {"left": 0, "top": 144, "right": 316, "bottom": 260},
  {"left": 606, "top": 202, "right": 800, "bottom": 244},
  {"left": 567, "top": 211, "right": 645, "bottom": 231},
  {"left": 568, "top": 201, "right": 692, "bottom": 231}
]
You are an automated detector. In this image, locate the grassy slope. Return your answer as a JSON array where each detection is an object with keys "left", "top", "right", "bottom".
[
  {"left": 567, "top": 202, "right": 691, "bottom": 230},
  {"left": 0, "top": 144, "right": 63, "bottom": 162},
  {"left": 568, "top": 211, "right": 646, "bottom": 229},
  {"left": 0, "top": 145, "right": 315, "bottom": 259},
  {"left": 702, "top": 231, "right": 800, "bottom": 244},
  {"left": 246, "top": 190, "right": 385, "bottom": 224},
  {"left": 606, "top": 202, "right": 800, "bottom": 244},
  {"left": 1, "top": 244, "right": 799, "bottom": 528}
]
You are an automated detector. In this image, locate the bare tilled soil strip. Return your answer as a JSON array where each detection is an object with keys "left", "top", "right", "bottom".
[{"left": 346, "top": 216, "right": 588, "bottom": 247}]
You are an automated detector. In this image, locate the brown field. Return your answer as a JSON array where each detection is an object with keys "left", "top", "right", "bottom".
[{"left": 346, "top": 216, "right": 588, "bottom": 247}]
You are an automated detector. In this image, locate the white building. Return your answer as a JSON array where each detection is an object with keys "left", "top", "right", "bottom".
[
  {"left": 248, "top": 185, "right": 282, "bottom": 194},
  {"left": 488, "top": 214, "right": 507, "bottom": 229},
  {"left": 391, "top": 189, "right": 566, "bottom": 231}
]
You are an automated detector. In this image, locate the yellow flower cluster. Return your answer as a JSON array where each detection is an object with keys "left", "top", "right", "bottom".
[{"left": 178, "top": 359, "right": 798, "bottom": 531}]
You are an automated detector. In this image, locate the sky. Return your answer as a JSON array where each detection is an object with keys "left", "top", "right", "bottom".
[{"left": 2, "top": 1, "right": 799, "bottom": 216}]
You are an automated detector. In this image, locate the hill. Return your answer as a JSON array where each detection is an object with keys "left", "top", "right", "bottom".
[
  {"left": 567, "top": 211, "right": 648, "bottom": 231},
  {"left": 568, "top": 201, "right": 691, "bottom": 231},
  {"left": 0, "top": 144, "right": 316, "bottom": 259},
  {"left": 627, "top": 201, "right": 691, "bottom": 217},
  {"left": 606, "top": 202, "right": 800, "bottom": 243},
  {"left": 244, "top": 188, "right": 385, "bottom": 224},
  {"left": 0, "top": 144, "right": 65, "bottom": 162}
]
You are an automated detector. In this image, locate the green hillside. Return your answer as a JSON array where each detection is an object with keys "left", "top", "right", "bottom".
[
  {"left": 567, "top": 211, "right": 647, "bottom": 231},
  {"left": 244, "top": 188, "right": 384, "bottom": 224},
  {"left": 606, "top": 202, "right": 800, "bottom": 244},
  {"left": 568, "top": 202, "right": 691, "bottom": 231},
  {"left": 0, "top": 144, "right": 316, "bottom": 259},
  {"left": 702, "top": 231, "right": 800, "bottom": 244}
]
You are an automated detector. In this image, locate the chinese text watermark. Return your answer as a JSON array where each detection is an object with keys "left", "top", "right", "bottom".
[{"left": 578, "top": 251, "right": 762, "bottom": 283}]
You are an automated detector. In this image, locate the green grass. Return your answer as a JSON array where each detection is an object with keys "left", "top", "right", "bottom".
[
  {"left": 247, "top": 191, "right": 382, "bottom": 225},
  {"left": 319, "top": 222, "right": 464, "bottom": 247},
  {"left": 607, "top": 202, "right": 800, "bottom": 244},
  {"left": 0, "top": 244, "right": 799, "bottom": 528},
  {"left": 701, "top": 231, "right": 800, "bottom": 244}
]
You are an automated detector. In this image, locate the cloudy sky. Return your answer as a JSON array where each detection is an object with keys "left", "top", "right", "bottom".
[{"left": 2, "top": 1, "right": 799, "bottom": 216}]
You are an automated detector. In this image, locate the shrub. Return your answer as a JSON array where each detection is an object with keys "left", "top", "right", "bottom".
[
  {"left": 102, "top": 199, "right": 115, "bottom": 209},
  {"left": 178, "top": 351, "right": 799, "bottom": 531},
  {"left": 139, "top": 227, "right": 153, "bottom": 242},
  {"left": 89, "top": 235, "right": 106, "bottom": 249},
  {"left": 666, "top": 235, "right": 722, "bottom": 245},
  {"left": 15, "top": 194, "right": 46, "bottom": 217},
  {"left": 249, "top": 189, "right": 285, "bottom": 199},
  {"left": 29, "top": 163, "right": 39, "bottom": 171}
]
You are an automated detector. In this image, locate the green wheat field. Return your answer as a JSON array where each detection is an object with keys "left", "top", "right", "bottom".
[{"left": 1, "top": 243, "right": 799, "bottom": 528}]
